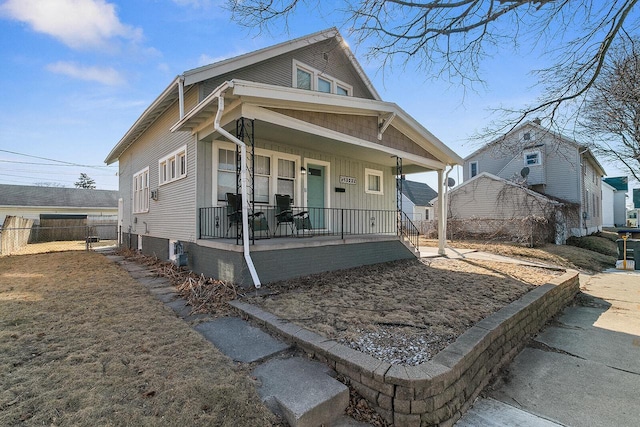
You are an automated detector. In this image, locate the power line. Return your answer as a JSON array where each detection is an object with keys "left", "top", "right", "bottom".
[
  {"left": 0, "top": 148, "right": 116, "bottom": 169},
  {"left": 0, "top": 159, "right": 116, "bottom": 168}
]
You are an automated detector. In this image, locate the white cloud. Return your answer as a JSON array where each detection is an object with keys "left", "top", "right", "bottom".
[
  {"left": 0, "top": 0, "right": 142, "bottom": 49},
  {"left": 172, "top": 0, "right": 214, "bottom": 8},
  {"left": 46, "top": 61, "right": 125, "bottom": 85}
]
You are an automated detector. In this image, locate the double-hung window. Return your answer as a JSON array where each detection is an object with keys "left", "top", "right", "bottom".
[
  {"left": 365, "top": 168, "right": 383, "bottom": 195},
  {"left": 469, "top": 161, "right": 478, "bottom": 178},
  {"left": 159, "top": 146, "right": 187, "bottom": 185},
  {"left": 293, "top": 60, "right": 353, "bottom": 96},
  {"left": 217, "top": 147, "right": 274, "bottom": 204},
  {"left": 277, "top": 159, "right": 296, "bottom": 200},
  {"left": 218, "top": 148, "right": 237, "bottom": 201},
  {"left": 133, "top": 167, "right": 149, "bottom": 213}
]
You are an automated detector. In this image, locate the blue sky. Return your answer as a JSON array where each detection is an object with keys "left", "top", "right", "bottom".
[{"left": 0, "top": 0, "right": 629, "bottom": 193}]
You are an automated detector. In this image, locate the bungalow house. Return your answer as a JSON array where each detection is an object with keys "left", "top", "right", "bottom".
[
  {"left": 601, "top": 176, "right": 628, "bottom": 227},
  {"left": 461, "top": 120, "right": 606, "bottom": 239},
  {"left": 0, "top": 184, "right": 118, "bottom": 225},
  {"left": 105, "top": 28, "right": 462, "bottom": 287}
]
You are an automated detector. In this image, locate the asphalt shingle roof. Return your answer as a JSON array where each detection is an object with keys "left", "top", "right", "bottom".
[
  {"left": 0, "top": 184, "right": 118, "bottom": 208},
  {"left": 398, "top": 178, "right": 438, "bottom": 206}
]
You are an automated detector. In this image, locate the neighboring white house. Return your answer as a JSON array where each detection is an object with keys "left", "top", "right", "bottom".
[
  {"left": 436, "top": 172, "right": 566, "bottom": 245},
  {"left": 0, "top": 184, "right": 118, "bottom": 226},
  {"left": 105, "top": 28, "right": 462, "bottom": 287},
  {"left": 462, "top": 120, "right": 606, "bottom": 237},
  {"left": 398, "top": 177, "right": 437, "bottom": 221},
  {"left": 601, "top": 177, "right": 628, "bottom": 227}
]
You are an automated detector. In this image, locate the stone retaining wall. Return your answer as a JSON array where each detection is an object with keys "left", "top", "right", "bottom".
[{"left": 230, "top": 270, "right": 579, "bottom": 426}]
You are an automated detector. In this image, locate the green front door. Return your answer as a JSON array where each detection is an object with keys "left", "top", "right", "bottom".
[{"left": 307, "top": 164, "right": 325, "bottom": 229}]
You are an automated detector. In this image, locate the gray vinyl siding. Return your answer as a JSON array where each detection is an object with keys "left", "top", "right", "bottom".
[
  {"left": 118, "top": 89, "right": 199, "bottom": 242},
  {"left": 463, "top": 147, "right": 513, "bottom": 182},
  {"left": 199, "top": 38, "right": 375, "bottom": 101},
  {"left": 542, "top": 142, "right": 580, "bottom": 203},
  {"left": 447, "top": 175, "right": 557, "bottom": 220}
]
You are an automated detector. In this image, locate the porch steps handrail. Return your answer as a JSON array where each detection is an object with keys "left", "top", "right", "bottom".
[{"left": 399, "top": 212, "right": 420, "bottom": 253}]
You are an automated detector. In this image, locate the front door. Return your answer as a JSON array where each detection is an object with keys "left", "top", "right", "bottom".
[{"left": 306, "top": 164, "right": 325, "bottom": 229}]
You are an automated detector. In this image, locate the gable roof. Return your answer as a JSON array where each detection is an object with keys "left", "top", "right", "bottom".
[
  {"left": 464, "top": 120, "right": 607, "bottom": 176},
  {"left": 436, "top": 171, "right": 563, "bottom": 206},
  {"left": 105, "top": 28, "right": 379, "bottom": 165},
  {"left": 398, "top": 178, "right": 438, "bottom": 206},
  {"left": 0, "top": 184, "right": 118, "bottom": 208},
  {"left": 603, "top": 176, "right": 628, "bottom": 191}
]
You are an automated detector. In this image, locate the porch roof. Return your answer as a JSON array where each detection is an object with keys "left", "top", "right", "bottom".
[{"left": 171, "top": 80, "right": 463, "bottom": 172}]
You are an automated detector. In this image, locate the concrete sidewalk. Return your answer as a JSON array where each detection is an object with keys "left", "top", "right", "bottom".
[{"left": 457, "top": 269, "right": 640, "bottom": 427}]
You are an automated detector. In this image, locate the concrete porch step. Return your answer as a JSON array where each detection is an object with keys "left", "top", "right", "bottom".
[{"left": 253, "top": 357, "right": 349, "bottom": 427}]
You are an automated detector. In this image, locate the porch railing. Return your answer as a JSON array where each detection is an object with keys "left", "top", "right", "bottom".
[{"left": 199, "top": 205, "right": 403, "bottom": 241}]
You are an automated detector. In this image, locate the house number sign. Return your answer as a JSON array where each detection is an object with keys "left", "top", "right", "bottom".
[{"left": 339, "top": 175, "right": 357, "bottom": 185}]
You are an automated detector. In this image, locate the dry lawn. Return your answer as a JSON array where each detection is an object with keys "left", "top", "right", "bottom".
[
  {"left": 7, "top": 240, "right": 117, "bottom": 256},
  {"left": 245, "top": 258, "right": 563, "bottom": 365},
  {"left": 0, "top": 251, "right": 276, "bottom": 426}
]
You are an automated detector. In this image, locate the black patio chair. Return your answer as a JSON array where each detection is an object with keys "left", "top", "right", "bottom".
[
  {"left": 225, "top": 193, "right": 270, "bottom": 239},
  {"left": 274, "top": 194, "right": 312, "bottom": 237}
]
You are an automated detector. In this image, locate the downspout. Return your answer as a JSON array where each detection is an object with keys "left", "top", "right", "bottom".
[{"left": 214, "top": 87, "right": 262, "bottom": 288}]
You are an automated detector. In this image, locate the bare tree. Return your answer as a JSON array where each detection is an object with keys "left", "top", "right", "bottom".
[
  {"left": 228, "top": 0, "right": 639, "bottom": 131},
  {"left": 580, "top": 34, "right": 640, "bottom": 181}
]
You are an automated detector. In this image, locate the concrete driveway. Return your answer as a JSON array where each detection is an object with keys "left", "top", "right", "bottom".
[{"left": 457, "top": 269, "right": 640, "bottom": 427}]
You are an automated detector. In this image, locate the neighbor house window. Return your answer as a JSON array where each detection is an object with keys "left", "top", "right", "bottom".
[
  {"left": 133, "top": 167, "right": 149, "bottom": 213},
  {"left": 469, "top": 161, "right": 478, "bottom": 178},
  {"left": 293, "top": 60, "right": 353, "bottom": 96},
  {"left": 159, "top": 145, "right": 187, "bottom": 185},
  {"left": 365, "top": 168, "right": 383, "bottom": 195},
  {"left": 524, "top": 150, "right": 541, "bottom": 166}
]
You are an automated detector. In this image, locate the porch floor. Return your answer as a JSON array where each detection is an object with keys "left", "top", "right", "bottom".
[{"left": 197, "top": 233, "right": 402, "bottom": 252}]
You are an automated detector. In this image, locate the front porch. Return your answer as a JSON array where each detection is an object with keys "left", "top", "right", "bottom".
[{"left": 199, "top": 205, "right": 420, "bottom": 251}]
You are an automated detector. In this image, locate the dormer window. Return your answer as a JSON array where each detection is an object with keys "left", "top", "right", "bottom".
[{"left": 293, "top": 60, "right": 352, "bottom": 96}]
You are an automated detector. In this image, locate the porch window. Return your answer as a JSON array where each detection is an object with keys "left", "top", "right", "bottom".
[
  {"left": 217, "top": 148, "right": 236, "bottom": 201},
  {"left": 133, "top": 167, "right": 149, "bottom": 213},
  {"left": 217, "top": 148, "right": 272, "bottom": 203},
  {"left": 159, "top": 145, "right": 187, "bottom": 185},
  {"left": 365, "top": 168, "right": 383, "bottom": 195},
  {"left": 253, "top": 154, "right": 271, "bottom": 203},
  {"left": 277, "top": 158, "right": 296, "bottom": 200}
]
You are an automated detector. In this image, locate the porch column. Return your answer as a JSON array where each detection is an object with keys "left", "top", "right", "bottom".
[{"left": 437, "top": 169, "right": 446, "bottom": 255}]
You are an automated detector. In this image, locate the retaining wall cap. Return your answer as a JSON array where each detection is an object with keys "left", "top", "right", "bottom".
[
  {"left": 430, "top": 348, "right": 464, "bottom": 369},
  {"left": 385, "top": 364, "right": 410, "bottom": 385},
  {"left": 446, "top": 324, "right": 490, "bottom": 356}
]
